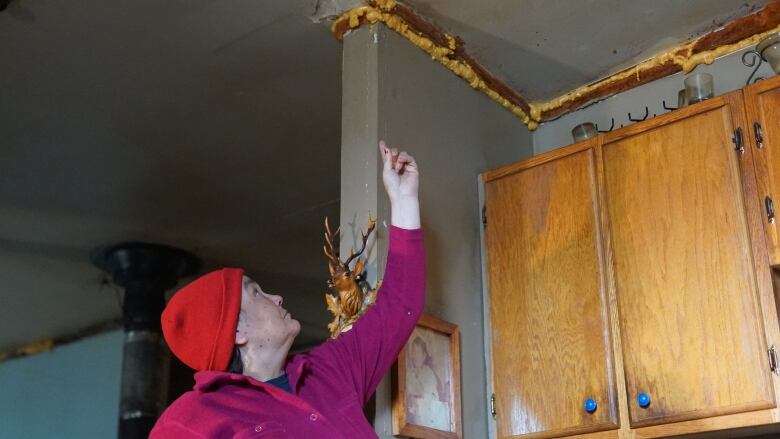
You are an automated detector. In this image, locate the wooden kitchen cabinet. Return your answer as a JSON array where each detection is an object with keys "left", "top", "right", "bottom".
[
  {"left": 600, "top": 93, "right": 776, "bottom": 428},
  {"left": 482, "top": 90, "right": 780, "bottom": 438},
  {"left": 483, "top": 141, "right": 619, "bottom": 439},
  {"left": 744, "top": 75, "right": 780, "bottom": 266}
]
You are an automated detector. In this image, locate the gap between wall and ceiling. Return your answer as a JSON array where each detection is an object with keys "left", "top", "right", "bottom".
[{"left": 331, "top": 0, "right": 780, "bottom": 130}]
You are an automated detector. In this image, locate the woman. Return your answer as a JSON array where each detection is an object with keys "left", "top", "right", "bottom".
[{"left": 150, "top": 141, "right": 424, "bottom": 438}]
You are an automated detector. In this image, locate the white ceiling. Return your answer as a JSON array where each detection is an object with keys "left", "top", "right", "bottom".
[
  {"left": 0, "top": 0, "right": 342, "bottom": 351},
  {"left": 405, "top": 0, "right": 772, "bottom": 101}
]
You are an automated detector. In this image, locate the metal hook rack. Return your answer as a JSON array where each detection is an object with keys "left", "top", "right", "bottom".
[
  {"left": 662, "top": 100, "right": 677, "bottom": 112},
  {"left": 628, "top": 107, "right": 649, "bottom": 122},
  {"left": 596, "top": 118, "right": 615, "bottom": 133},
  {"left": 742, "top": 50, "right": 766, "bottom": 86}
]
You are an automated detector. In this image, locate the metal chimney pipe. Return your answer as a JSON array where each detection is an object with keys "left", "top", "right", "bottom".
[{"left": 92, "top": 243, "right": 198, "bottom": 439}]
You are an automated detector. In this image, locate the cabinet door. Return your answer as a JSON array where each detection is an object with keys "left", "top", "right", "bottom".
[
  {"left": 601, "top": 95, "right": 775, "bottom": 428},
  {"left": 744, "top": 76, "right": 780, "bottom": 266},
  {"left": 484, "top": 144, "right": 618, "bottom": 439}
]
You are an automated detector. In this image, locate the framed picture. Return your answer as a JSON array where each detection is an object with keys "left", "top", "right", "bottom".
[{"left": 392, "top": 313, "right": 461, "bottom": 439}]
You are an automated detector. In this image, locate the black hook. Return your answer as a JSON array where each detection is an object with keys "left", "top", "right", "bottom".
[
  {"left": 596, "top": 118, "right": 615, "bottom": 133},
  {"left": 628, "top": 106, "right": 649, "bottom": 122},
  {"left": 662, "top": 100, "right": 677, "bottom": 112},
  {"left": 742, "top": 50, "right": 766, "bottom": 86}
]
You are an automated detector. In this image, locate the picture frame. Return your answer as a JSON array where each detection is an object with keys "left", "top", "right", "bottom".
[{"left": 392, "top": 313, "right": 462, "bottom": 439}]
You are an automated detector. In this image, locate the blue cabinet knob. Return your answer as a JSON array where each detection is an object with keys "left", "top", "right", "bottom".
[
  {"left": 637, "top": 393, "right": 651, "bottom": 408},
  {"left": 584, "top": 398, "right": 597, "bottom": 413}
]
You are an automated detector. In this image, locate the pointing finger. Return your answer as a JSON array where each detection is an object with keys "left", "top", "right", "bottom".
[{"left": 379, "top": 140, "right": 392, "bottom": 169}]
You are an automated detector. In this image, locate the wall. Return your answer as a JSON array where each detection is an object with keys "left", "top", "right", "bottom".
[
  {"left": 340, "top": 25, "right": 533, "bottom": 439},
  {"left": 0, "top": 330, "right": 123, "bottom": 438},
  {"left": 533, "top": 47, "right": 778, "bottom": 154}
]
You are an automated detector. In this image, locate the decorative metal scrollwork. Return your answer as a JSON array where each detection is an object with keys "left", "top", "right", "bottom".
[{"left": 742, "top": 50, "right": 766, "bottom": 86}]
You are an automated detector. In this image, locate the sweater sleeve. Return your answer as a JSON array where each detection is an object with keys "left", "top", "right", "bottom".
[{"left": 309, "top": 226, "right": 425, "bottom": 405}]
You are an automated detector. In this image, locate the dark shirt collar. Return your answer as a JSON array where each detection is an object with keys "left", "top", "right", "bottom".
[{"left": 265, "top": 373, "right": 292, "bottom": 393}]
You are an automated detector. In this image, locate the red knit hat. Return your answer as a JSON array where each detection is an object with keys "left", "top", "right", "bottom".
[{"left": 161, "top": 268, "right": 244, "bottom": 371}]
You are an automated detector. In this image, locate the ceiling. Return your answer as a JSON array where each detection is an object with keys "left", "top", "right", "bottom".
[
  {"left": 0, "top": 0, "right": 342, "bottom": 351},
  {"left": 404, "top": 0, "right": 772, "bottom": 101},
  {"left": 0, "top": 0, "right": 773, "bottom": 354}
]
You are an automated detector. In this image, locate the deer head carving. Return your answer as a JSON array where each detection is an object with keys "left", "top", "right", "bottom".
[{"left": 323, "top": 216, "right": 379, "bottom": 337}]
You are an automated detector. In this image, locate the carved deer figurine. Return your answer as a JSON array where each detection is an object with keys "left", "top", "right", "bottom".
[{"left": 323, "top": 216, "right": 381, "bottom": 338}]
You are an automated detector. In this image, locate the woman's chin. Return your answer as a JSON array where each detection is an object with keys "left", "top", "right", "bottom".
[{"left": 288, "top": 318, "right": 302, "bottom": 336}]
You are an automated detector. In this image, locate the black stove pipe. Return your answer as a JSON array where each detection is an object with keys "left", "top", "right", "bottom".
[{"left": 92, "top": 243, "right": 198, "bottom": 439}]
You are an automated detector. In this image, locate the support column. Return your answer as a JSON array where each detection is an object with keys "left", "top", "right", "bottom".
[
  {"left": 91, "top": 242, "right": 198, "bottom": 439},
  {"left": 340, "top": 24, "right": 388, "bottom": 280},
  {"left": 340, "top": 24, "right": 392, "bottom": 435},
  {"left": 340, "top": 25, "right": 388, "bottom": 431}
]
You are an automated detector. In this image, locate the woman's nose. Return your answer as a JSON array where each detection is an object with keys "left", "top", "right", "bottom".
[{"left": 270, "top": 294, "right": 283, "bottom": 306}]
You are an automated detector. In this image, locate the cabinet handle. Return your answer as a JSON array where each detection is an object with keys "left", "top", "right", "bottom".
[
  {"left": 767, "top": 197, "right": 776, "bottom": 224},
  {"left": 754, "top": 122, "right": 764, "bottom": 149},
  {"left": 637, "top": 393, "right": 651, "bottom": 409},
  {"left": 584, "top": 398, "right": 597, "bottom": 413},
  {"left": 769, "top": 345, "right": 779, "bottom": 375},
  {"left": 733, "top": 127, "right": 745, "bottom": 155}
]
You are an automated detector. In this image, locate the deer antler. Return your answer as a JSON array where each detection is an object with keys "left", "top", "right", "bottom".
[
  {"left": 344, "top": 216, "right": 376, "bottom": 267},
  {"left": 323, "top": 217, "right": 342, "bottom": 268}
]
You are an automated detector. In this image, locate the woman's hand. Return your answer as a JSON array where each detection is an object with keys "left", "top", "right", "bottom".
[
  {"left": 379, "top": 140, "right": 419, "bottom": 201},
  {"left": 379, "top": 140, "right": 421, "bottom": 229}
]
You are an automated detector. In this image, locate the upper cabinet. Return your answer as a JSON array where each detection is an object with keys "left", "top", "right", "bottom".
[
  {"left": 484, "top": 141, "right": 618, "bottom": 439},
  {"left": 601, "top": 94, "right": 775, "bottom": 428},
  {"left": 744, "top": 75, "right": 780, "bottom": 266},
  {"left": 483, "top": 89, "right": 780, "bottom": 438}
]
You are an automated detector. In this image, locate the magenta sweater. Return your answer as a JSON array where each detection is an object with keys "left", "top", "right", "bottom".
[{"left": 150, "top": 226, "right": 425, "bottom": 438}]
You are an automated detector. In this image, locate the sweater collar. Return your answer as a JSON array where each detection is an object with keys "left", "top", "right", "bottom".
[{"left": 193, "top": 353, "right": 308, "bottom": 393}]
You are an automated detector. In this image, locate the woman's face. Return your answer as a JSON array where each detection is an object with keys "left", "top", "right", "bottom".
[{"left": 235, "top": 276, "right": 300, "bottom": 350}]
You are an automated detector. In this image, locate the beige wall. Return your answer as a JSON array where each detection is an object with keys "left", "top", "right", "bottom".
[{"left": 340, "top": 25, "right": 533, "bottom": 439}]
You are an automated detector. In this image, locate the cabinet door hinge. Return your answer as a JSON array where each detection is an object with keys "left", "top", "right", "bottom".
[
  {"left": 766, "top": 196, "right": 776, "bottom": 224},
  {"left": 733, "top": 127, "right": 745, "bottom": 155},
  {"left": 754, "top": 122, "right": 764, "bottom": 149},
  {"left": 490, "top": 393, "right": 496, "bottom": 418},
  {"left": 769, "top": 345, "right": 779, "bottom": 376},
  {"left": 482, "top": 205, "right": 488, "bottom": 228}
]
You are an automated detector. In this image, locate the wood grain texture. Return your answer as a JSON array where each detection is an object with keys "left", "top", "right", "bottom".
[
  {"left": 568, "top": 93, "right": 780, "bottom": 439},
  {"left": 484, "top": 139, "right": 599, "bottom": 183},
  {"left": 629, "top": 408, "right": 777, "bottom": 438},
  {"left": 721, "top": 91, "right": 780, "bottom": 418},
  {"left": 744, "top": 76, "right": 780, "bottom": 266},
  {"left": 485, "top": 145, "right": 618, "bottom": 438},
  {"left": 596, "top": 141, "right": 633, "bottom": 439},
  {"left": 560, "top": 407, "right": 779, "bottom": 438},
  {"left": 601, "top": 95, "right": 775, "bottom": 428}
]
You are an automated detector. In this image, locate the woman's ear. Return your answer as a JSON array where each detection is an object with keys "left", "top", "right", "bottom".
[
  {"left": 235, "top": 328, "right": 248, "bottom": 345},
  {"left": 235, "top": 312, "right": 248, "bottom": 345}
]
